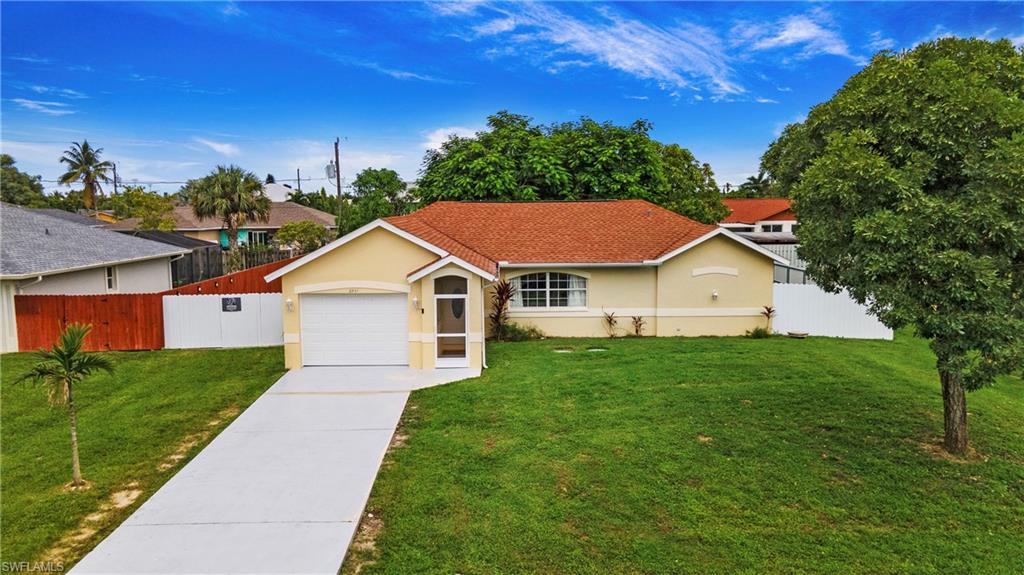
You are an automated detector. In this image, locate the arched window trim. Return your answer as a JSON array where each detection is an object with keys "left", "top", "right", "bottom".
[{"left": 509, "top": 272, "right": 588, "bottom": 309}]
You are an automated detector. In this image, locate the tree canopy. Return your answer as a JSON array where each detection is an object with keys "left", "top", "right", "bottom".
[
  {"left": 274, "top": 220, "right": 330, "bottom": 254},
  {"left": 58, "top": 141, "right": 113, "bottom": 210},
  {"left": 187, "top": 165, "right": 271, "bottom": 262},
  {"left": 1, "top": 154, "right": 49, "bottom": 208},
  {"left": 779, "top": 38, "right": 1024, "bottom": 453},
  {"left": 416, "top": 111, "right": 727, "bottom": 224},
  {"left": 107, "top": 185, "right": 176, "bottom": 230}
]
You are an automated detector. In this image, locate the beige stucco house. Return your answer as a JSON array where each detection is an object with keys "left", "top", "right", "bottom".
[{"left": 265, "top": 200, "right": 787, "bottom": 371}]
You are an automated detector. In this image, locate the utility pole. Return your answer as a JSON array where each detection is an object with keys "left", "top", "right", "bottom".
[
  {"left": 334, "top": 137, "right": 341, "bottom": 202},
  {"left": 112, "top": 163, "right": 119, "bottom": 196},
  {"left": 296, "top": 168, "right": 301, "bottom": 192}
]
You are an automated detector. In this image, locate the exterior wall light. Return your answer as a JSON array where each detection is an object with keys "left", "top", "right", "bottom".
[
  {"left": 711, "top": 290, "right": 719, "bottom": 301},
  {"left": 286, "top": 298, "right": 294, "bottom": 312},
  {"left": 412, "top": 296, "right": 419, "bottom": 310}
]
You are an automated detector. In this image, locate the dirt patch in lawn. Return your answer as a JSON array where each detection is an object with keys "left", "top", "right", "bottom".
[
  {"left": 915, "top": 437, "right": 986, "bottom": 464},
  {"left": 157, "top": 405, "right": 240, "bottom": 471},
  {"left": 41, "top": 482, "right": 143, "bottom": 564},
  {"left": 344, "top": 510, "right": 384, "bottom": 575}
]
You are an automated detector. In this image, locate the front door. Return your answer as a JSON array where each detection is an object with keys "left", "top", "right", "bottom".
[{"left": 434, "top": 276, "right": 468, "bottom": 368}]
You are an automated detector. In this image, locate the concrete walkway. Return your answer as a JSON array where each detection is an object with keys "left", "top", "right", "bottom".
[{"left": 72, "top": 366, "right": 478, "bottom": 574}]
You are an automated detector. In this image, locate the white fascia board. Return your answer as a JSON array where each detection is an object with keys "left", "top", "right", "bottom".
[
  {"left": 0, "top": 250, "right": 190, "bottom": 281},
  {"left": 646, "top": 228, "right": 790, "bottom": 266},
  {"left": 407, "top": 255, "right": 496, "bottom": 283},
  {"left": 264, "top": 219, "right": 449, "bottom": 282}
]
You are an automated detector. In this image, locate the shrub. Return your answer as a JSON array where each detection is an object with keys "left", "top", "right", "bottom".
[
  {"left": 489, "top": 279, "right": 517, "bottom": 341},
  {"left": 746, "top": 326, "right": 772, "bottom": 339},
  {"left": 631, "top": 316, "right": 646, "bottom": 337},
  {"left": 501, "top": 322, "right": 546, "bottom": 342},
  {"left": 603, "top": 311, "right": 619, "bottom": 338}
]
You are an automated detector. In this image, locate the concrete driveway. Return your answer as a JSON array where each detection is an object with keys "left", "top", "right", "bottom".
[{"left": 72, "top": 366, "right": 478, "bottom": 574}]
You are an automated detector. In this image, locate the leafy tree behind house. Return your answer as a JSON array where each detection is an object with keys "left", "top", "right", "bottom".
[
  {"left": 416, "top": 111, "right": 727, "bottom": 224},
  {"left": 187, "top": 165, "right": 271, "bottom": 269},
  {"left": 107, "top": 185, "right": 176, "bottom": 230},
  {"left": 59, "top": 141, "right": 113, "bottom": 210},
  {"left": 731, "top": 170, "right": 775, "bottom": 198},
  {"left": 1, "top": 154, "right": 50, "bottom": 207},
  {"left": 274, "top": 220, "right": 330, "bottom": 254},
  {"left": 16, "top": 324, "right": 114, "bottom": 487},
  {"left": 774, "top": 38, "right": 1024, "bottom": 454},
  {"left": 287, "top": 187, "right": 339, "bottom": 215}
]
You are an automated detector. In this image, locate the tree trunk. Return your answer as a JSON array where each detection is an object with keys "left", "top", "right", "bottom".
[
  {"left": 83, "top": 181, "right": 95, "bottom": 210},
  {"left": 940, "top": 370, "right": 968, "bottom": 455},
  {"left": 67, "top": 381, "right": 84, "bottom": 485}
]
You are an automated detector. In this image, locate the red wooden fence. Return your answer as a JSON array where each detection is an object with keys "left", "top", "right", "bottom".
[
  {"left": 13, "top": 256, "right": 299, "bottom": 352},
  {"left": 15, "top": 294, "right": 164, "bottom": 352},
  {"left": 161, "top": 256, "right": 297, "bottom": 295}
]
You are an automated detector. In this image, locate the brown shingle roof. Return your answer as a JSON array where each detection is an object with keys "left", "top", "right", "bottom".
[
  {"left": 106, "top": 202, "right": 336, "bottom": 231},
  {"left": 384, "top": 200, "right": 717, "bottom": 274},
  {"left": 721, "top": 198, "right": 794, "bottom": 224}
]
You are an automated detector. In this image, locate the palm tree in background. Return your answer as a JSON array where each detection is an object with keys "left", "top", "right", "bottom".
[
  {"left": 59, "top": 141, "right": 114, "bottom": 210},
  {"left": 188, "top": 165, "right": 271, "bottom": 268},
  {"left": 16, "top": 324, "right": 114, "bottom": 488},
  {"left": 735, "top": 170, "right": 774, "bottom": 197}
]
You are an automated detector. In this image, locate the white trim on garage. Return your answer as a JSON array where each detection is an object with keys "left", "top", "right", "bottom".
[{"left": 299, "top": 293, "right": 409, "bottom": 366}]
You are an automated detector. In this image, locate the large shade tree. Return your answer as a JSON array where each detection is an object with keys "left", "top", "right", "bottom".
[
  {"left": 416, "top": 111, "right": 727, "bottom": 224},
  {"left": 187, "top": 165, "right": 271, "bottom": 259},
  {"left": 59, "top": 141, "right": 113, "bottom": 210},
  {"left": 777, "top": 38, "right": 1024, "bottom": 454}
]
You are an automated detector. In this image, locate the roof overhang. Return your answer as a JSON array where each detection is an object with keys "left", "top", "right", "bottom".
[
  {"left": 0, "top": 250, "right": 190, "bottom": 281},
  {"left": 407, "top": 255, "right": 497, "bottom": 283},
  {"left": 264, "top": 219, "right": 449, "bottom": 282},
  {"left": 644, "top": 227, "right": 790, "bottom": 266},
  {"left": 498, "top": 261, "right": 658, "bottom": 268}
]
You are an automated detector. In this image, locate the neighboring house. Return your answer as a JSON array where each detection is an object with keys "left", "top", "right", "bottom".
[
  {"left": 265, "top": 200, "right": 787, "bottom": 371},
  {"left": 112, "top": 230, "right": 223, "bottom": 286},
  {"left": 720, "top": 198, "right": 797, "bottom": 234},
  {"left": 29, "top": 208, "right": 105, "bottom": 227},
  {"left": 0, "top": 203, "right": 188, "bottom": 353},
  {"left": 106, "top": 202, "right": 337, "bottom": 248}
]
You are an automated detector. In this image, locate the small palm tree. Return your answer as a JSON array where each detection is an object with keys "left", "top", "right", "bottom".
[
  {"left": 189, "top": 165, "right": 271, "bottom": 268},
  {"left": 59, "top": 141, "right": 114, "bottom": 210},
  {"left": 16, "top": 323, "right": 114, "bottom": 488}
]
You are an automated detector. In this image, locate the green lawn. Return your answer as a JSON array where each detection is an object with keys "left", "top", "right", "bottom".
[
  {"left": 346, "top": 334, "right": 1024, "bottom": 575},
  {"left": 0, "top": 347, "right": 285, "bottom": 568}
]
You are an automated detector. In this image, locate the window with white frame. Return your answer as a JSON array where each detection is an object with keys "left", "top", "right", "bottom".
[
  {"left": 761, "top": 224, "right": 783, "bottom": 232},
  {"left": 105, "top": 266, "right": 117, "bottom": 292},
  {"left": 249, "top": 230, "right": 269, "bottom": 245},
  {"left": 510, "top": 272, "right": 587, "bottom": 308}
]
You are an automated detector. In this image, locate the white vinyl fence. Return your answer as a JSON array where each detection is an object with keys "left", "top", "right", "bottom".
[
  {"left": 773, "top": 284, "right": 893, "bottom": 340},
  {"left": 163, "top": 293, "right": 283, "bottom": 349}
]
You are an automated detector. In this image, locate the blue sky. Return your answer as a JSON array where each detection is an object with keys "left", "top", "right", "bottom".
[{"left": 2, "top": 1, "right": 1022, "bottom": 195}]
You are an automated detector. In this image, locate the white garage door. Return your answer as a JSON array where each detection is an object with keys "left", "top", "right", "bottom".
[{"left": 300, "top": 293, "right": 408, "bottom": 366}]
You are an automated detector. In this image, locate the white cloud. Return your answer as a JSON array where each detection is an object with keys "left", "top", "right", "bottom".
[
  {"left": 734, "top": 9, "right": 861, "bottom": 64},
  {"left": 11, "top": 99, "right": 75, "bottom": 116},
  {"left": 1010, "top": 34, "right": 1024, "bottom": 48},
  {"left": 867, "top": 30, "right": 896, "bottom": 51},
  {"left": 439, "top": 3, "right": 743, "bottom": 96},
  {"left": 428, "top": 1, "right": 485, "bottom": 17},
  {"left": 7, "top": 54, "right": 51, "bottom": 64},
  {"left": 545, "top": 59, "right": 593, "bottom": 74},
  {"left": 221, "top": 2, "right": 244, "bottom": 17},
  {"left": 29, "top": 85, "right": 88, "bottom": 99},
  {"left": 755, "top": 97, "right": 779, "bottom": 104},
  {"left": 193, "top": 137, "right": 241, "bottom": 157},
  {"left": 624, "top": 95, "right": 649, "bottom": 101},
  {"left": 776, "top": 86, "right": 792, "bottom": 92},
  {"left": 422, "top": 126, "right": 480, "bottom": 151}
]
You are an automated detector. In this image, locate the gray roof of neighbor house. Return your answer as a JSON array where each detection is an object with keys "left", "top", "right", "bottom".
[
  {"left": 0, "top": 202, "right": 189, "bottom": 279},
  {"left": 105, "top": 201, "right": 338, "bottom": 232},
  {"left": 30, "top": 208, "right": 105, "bottom": 227}
]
